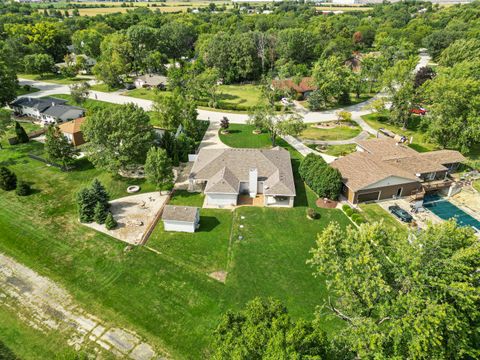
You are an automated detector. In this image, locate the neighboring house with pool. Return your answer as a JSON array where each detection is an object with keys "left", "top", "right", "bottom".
[{"left": 331, "top": 138, "right": 465, "bottom": 204}]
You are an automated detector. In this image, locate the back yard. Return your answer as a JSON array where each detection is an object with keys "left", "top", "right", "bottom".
[{"left": 0, "top": 131, "right": 349, "bottom": 358}]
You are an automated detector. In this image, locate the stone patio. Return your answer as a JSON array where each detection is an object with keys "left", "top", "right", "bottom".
[{"left": 84, "top": 192, "right": 169, "bottom": 245}]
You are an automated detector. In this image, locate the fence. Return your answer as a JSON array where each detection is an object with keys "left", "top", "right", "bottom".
[
  {"left": 138, "top": 190, "right": 174, "bottom": 246},
  {"left": 28, "top": 153, "right": 66, "bottom": 171}
]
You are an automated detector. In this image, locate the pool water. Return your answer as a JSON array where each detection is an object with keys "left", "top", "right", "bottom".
[{"left": 423, "top": 194, "right": 480, "bottom": 231}]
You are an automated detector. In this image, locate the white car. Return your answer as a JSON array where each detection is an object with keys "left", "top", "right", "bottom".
[{"left": 281, "top": 98, "right": 293, "bottom": 106}]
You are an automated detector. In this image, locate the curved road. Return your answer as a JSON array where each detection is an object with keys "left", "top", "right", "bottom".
[{"left": 17, "top": 49, "right": 430, "bottom": 161}]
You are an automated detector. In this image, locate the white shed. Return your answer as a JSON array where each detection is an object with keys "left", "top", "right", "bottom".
[{"left": 161, "top": 205, "right": 200, "bottom": 233}]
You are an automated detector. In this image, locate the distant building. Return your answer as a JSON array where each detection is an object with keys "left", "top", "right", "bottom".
[
  {"left": 10, "top": 97, "right": 67, "bottom": 120},
  {"left": 59, "top": 118, "right": 87, "bottom": 147},
  {"left": 134, "top": 74, "right": 168, "bottom": 90},
  {"left": 271, "top": 77, "right": 317, "bottom": 99}
]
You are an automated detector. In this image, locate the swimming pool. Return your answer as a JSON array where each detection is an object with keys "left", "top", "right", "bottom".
[{"left": 423, "top": 194, "right": 480, "bottom": 231}]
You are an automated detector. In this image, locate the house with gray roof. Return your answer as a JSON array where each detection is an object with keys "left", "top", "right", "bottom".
[
  {"left": 189, "top": 147, "right": 296, "bottom": 208},
  {"left": 134, "top": 74, "right": 168, "bottom": 89},
  {"left": 40, "top": 104, "right": 85, "bottom": 125},
  {"left": 10, "top": 97, "right": 67, "bottom": 120},
  {"left": 162, "top": 205, "right": 200, "bottom": 233}
]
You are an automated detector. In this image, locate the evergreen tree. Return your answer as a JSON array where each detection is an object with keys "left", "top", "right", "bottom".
[
  {"left": 15, "top": 181, "right": 31, "bottom": 196},
  {"left": 0, "top": 166, "right": 16, "bottom": 191},
  {"left": 76, "top": 188, "right": 96, "bottom": 223},
  {"left": 15, "top": 122, "right": 29, "bottom": 143},
  {"left": 93, "top": 201, "right": 107, "bottom": 224},
  {"left": 90, "top": 178, "right": 109, "bottom": 209},
  {"left": 105, "top": 212, "right": 117, "bottom": 230},
  {"left": 45, "top": 125, "right": 76, "bottom": 169}
]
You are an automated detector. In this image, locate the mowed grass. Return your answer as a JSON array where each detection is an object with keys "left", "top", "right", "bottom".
[
  {"left": 321, "top": 143, "right": 357, "bottom": 157},
  {"left": 361, "top": 112, "right": 437, "bottom": 152},
  {"left": 0, "top": 136, "right": 350, "bottom": 358},
  {"left": 360, "top": 203, "right": 408, "bottom": 234},
  {"left": 300, "top": 122, "right": 361, "bottom": 141},
  {"left": 219, "top": 124, "right": 272, "bottom": 148},
  {"left": 217, "top": 84, "right": 263, "bottom": 109},
  {"left": 16, "top": 86, "right": 40, "bottom": 96},
  {"left": 18, "top": 73, "right": 89, "bottom": 85}
]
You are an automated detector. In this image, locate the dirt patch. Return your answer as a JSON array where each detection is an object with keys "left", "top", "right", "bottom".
[
  {"left": 84, "top": 192, "right": 168, "bottom": 245},
  {"left": 313, "top": 121, "right": 356, "bottom": 129},
  {"left": 316, "top": 198, "right": 338, "bottom": 209},
  {"left": 209, "top": 271, "right": 228, "bottom": 283},
  {"left": 0, "top": 252, "right": 167, "bottom": 359}
]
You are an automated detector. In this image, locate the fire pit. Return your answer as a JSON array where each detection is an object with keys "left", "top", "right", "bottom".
[{"left": 127, "top": 185, "right": 140, "bottom": 193}]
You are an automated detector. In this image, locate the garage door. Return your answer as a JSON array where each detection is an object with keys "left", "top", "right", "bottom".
[{"left": 357, "top": 191, "right": 380, "bottom": 202}]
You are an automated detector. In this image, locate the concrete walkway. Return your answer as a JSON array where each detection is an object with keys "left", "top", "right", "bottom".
[{"left": 282, "top": 135, "right": 337, "bottom": 163}]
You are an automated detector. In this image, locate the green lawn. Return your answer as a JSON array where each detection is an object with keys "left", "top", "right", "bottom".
[
  {"left": 18, "top": 73, "right": 89, "bottom": 85},
  {"left": 359, "top": 203, "right": 408, "bottom": 234},
  {"left": 361, "top": 112, "right": 437, "bottom": 152},
  {"left": 301, "top": 93, "right": 375, "bottom": 111},
  {"left": 0, "top": 135, "right": 350, "bottom": 358},
  {"left": 300, "top": 122, "right": 361, "bottom": 141},
  {"left": 16, "top": 86, "right": 40, "bottom": 96},
  {"left": 219, "top": 124, "right": 272, "bottom": 148},
  {"left": 122, "top": 87, "right": 165, "bottom": 101},
  {"left": 5, "top": 122, "right": 42, "bottom": 139},
  {"left": 89, "top": 83, "right": 122, "bottom": 92},
  {"left": 318, "top": 143, "right": 357, "bottom": 157}
]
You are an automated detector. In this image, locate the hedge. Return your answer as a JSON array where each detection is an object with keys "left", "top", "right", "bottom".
[{"left": 299, "top": 153, "right": 342, "bottom": 200}]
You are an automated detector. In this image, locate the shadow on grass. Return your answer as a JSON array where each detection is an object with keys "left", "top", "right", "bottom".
[{"left": 198, "top": 216, "right": 220, "bottom": 232}]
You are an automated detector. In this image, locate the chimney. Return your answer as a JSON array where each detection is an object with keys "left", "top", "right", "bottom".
[{"left": 249, "top": 168, "right": 258, "bottom": 198}]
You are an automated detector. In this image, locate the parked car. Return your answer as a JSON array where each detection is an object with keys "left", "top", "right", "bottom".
[
  {"left": 124, "top": 83, "right": 136, "bottom": 90},
  {"left": 410, "top": 107, "right": 427, "bottom": 115},
  {"left": 388, "top": 205, "right": 413, "bottom": 223},
  {"left": 281, "top": 97, "right": 293, "bottom": 106}
]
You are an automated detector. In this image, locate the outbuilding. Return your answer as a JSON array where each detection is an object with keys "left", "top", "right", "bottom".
[{"left": 161, "top": 205, "right": 200, "bottom": 233}]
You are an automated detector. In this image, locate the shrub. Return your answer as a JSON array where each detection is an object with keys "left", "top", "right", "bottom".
[
  {"left": 0, "top": 167, "right": 17, "bottom": 191},
  {"left": 342, "top": 204, "right": 351, "bottom": 212},
  {"left": 15, "top": 181, "right": 31, "bottom": 196},
  {"left": 306, "top": 208, "right": 320, "bottom": 219},
  {"left": 351, "top": 213, "right": 365, "bottom": 225},
  {"left": 15, "top": 122, "right": 29, "bottom": 143},
  {"left": 299, "top": 154, "right": 342, "bottom": 200},
  {"left": 345, "top": 207, "right": 354, "bottom": 217},
  {"left": 105, "top": 212, "right": 117, "bottom": 230}
]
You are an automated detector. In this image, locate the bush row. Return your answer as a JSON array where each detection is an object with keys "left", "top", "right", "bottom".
[
  {"left": 342, "top": 204, "right": 366, "bottom": 225},
  {"left": 299, "top": 153, "right": 342, "bottom": 200}
]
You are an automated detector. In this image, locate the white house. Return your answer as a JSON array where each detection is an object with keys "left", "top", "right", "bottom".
[
  {"left": 161, "top": 205, "right": 200, "bottom": 233},
  {"left": 189, "top": 148, "right": 296, "bottom": 208},
  {"left": 10, "top": 97, "right": 67, "bottom": 120},
  {"left": 134, "top": 74, "right": 168, "bottom": 89},
  {"left": 40, "top": 104, "right": 85, "bottom": 125}
]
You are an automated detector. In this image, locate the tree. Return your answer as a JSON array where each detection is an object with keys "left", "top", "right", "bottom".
[
  {"left": 70, "top": 82, "right": 90, "bottom": 104},
  {"left": 219, "top": 117, "right": 229, "bottom": 133},
  {"left": 105, "top": 212, "right": 117, "bottom": 230},
  {"left": 82, "top": 104, "right": 154, "bottom": 174},
  {"left": 76, "top": 179, "right": 110, "bottom": 223},
  {"left": 153, "top": 91, "right": 197, "bottom": 131},
  {"left": 0, "top": 110, "right": 12, "bottom": 149},
  {"left": 15, "top": 122, "right": 29, "bottom": 143},
  {"left": 336, "top": 110, "right": 352, "bottom": 122},
  {"left": 16, "top": 181, "right": 31, "bottom": 196},
  {"left": 422, "top": 61, "right": 480, "bottom": 153},
  {"left": 93, "top": 201, "right": 107, "bottom": 224},
  {"left": 248, "top": 106, "right": 306, "bottom": 146},
  {"left": 414, "top": 66, "right": 435, "bottom": 88},
  {"left": 190, "top": 68, "right": 220, "bottom": 108},
  {"left": 45, "top": 125, "right": 76, "bottom": 169},
  {"left": 299, "top": 154, "right": 342, "bottom": 200},
  {"left": 93, "top": 33, "right": 132, "bottom": 88},
  {"left": 438, "top": 38, "right": 480, "bottom": 68},
  {"left": 0, "top": 167, "right": 17, "bottom": 191},
  {"left": 309, "top": 220, "right": 480, "bottom": 359},
  {"left": 23, "top": 54, "right": 54, "bottom": 77},
  {"left": 310, "top": 56, "right": 354, "bottom": 110},
  {"left": 144, "top": 147, "right": 174, "bottom": 191},
  {"left": 212, "top": 297, "right": 330, "bottom": 360},
  {"left": 0, "top": 60, "right": 17, "bottom": 106},
  {"left": 72, "top": 29, "right": 104, "bottom": 58}
]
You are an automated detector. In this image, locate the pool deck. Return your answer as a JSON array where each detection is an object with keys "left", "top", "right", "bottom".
[{"left": 449, "top": 187, "right": 480, "bottom": 222}]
